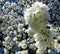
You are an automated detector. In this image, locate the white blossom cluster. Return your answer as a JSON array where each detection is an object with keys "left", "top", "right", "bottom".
[
  {"left": 24, "top": 1, "right": 50, "bottom": 33},
  {"left": 0, "top": 0, "right": 38, "bottom": 54},
  {"left": 0, "top": 1, "right": 28, "bottom": 54},
  {"left": 0, "top": 0, "right": 60, "bottom": 54},
  {"left": 24, "top": 1, "right": 60, "bottom": 54},
  {"left": 24, "top": 1, "right": 50, "bottom": 53}
]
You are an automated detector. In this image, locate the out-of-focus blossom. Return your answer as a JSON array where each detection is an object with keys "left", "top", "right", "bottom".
[
  {"left": 18, "top": 23, "right": 24, "bottom": 29},
  {"left": 11, "top": 2, "right": 17, "bottom": 10},
  {"left": 0, "top": 0, "right": 4, "bottom": 4},
  {"left": 16, "top": 50, "right": 28, "bottom": 54},
  {"left": 18, "top": 40, "right": 27, "bottom": 49},
  {"left": 54, "top": 37, "right": 60, "bottom": 52},
  {"left": 20, "top": 50, "right": 28, "bottom": 54}
]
